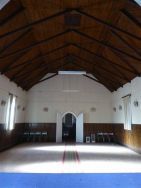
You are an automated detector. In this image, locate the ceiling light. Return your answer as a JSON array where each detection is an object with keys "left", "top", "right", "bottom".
[{"left": 58, "top": 71, "right": 86, "bottom": 75}]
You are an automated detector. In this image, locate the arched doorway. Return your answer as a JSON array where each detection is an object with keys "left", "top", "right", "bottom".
[{"left": 62, "top": 113, "right": 76, "bottom": 142}]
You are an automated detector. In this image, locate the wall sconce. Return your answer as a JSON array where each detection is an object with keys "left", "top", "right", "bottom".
[
  {"left": 113, "top": 107, "right": 116, "bottom": 112},
  {"left": 22, "top": 107, "right": 25, "bottom": 111},
  {"left": 43, "top": 107, "right": 48, "bottom": 112},
  {"left": 1, "top": 100, "right": 6, "bottom": 106},
  {"left": 134, "top": 100, "right": 139, "bottom": 107},
  {"left": 90, "top": 107, "right": 96, "bottom": 112},
  {"left": 119, "top": 105, "right": 122, "bottom": 110}
]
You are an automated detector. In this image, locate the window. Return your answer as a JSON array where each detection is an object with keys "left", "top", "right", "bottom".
[
  {"left": 6, "top": 93, "right": 16, "bottom": 130},
  {"left": 122, "top": 95, "right": 132, "bottom": 130}
]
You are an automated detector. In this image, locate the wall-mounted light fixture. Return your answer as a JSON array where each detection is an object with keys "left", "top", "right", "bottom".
[
  {"left": 134, "top": 100, "right": 139, "bottom": 107},
  {"left": 43, "top": 107, "right": 48, "bottom": 112},
  {"left": 22, "top": 107, "right": 25, "bottom": 111},
  {"left": 1, "top": 100, "right": 6, "bottom": 106},
  {"left": 113, "top": 107, "right": 116, "bottom": 112},
  {"left": 90, "top": 107, "right": 96, "bottom": 112}
]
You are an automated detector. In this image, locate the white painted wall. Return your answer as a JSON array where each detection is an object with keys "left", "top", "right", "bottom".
[
  {"left": 26, "top": 74, "right": 112, "bottom": 123},
  {"left": 0, "top": 0, "right": 10, "bottom": 10},
  {"left": 112, "top": 77, "right": 141, "bottom": 124},
  {"left": 0, "top": 75, "right": 27, "bottom": 124}
]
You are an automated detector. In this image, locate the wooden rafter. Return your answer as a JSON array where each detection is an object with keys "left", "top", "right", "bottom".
[
  {"left": 0, "top": 6, "right": 25, "bottom": 26},
  {"left": 0, "top": 29, "right": 31, "bottom": 55},
  {"left": 72, "top": 29, "right": 141, "bottom": 62},
  {"left": 70, "top": 43, "right": 136, "bottom": 74},
  {"left": 3, "top": 44, "right": 70, "bottom": 74},
  {"left": 0, "top": 29, "right": 71, "bottom": 59},
  {"left": 0, "top": 9, "right": 69, "bottom": 40},
  {"left": 121, "top": 8, "right": 141, "bottom": 28},
  {"left": 72, "top": 54, "right": 127, "bottom": 83},
  {"left": 77, "top": 9, "right": 141, "bottom": 41},
  {"left": 110, "top": 49, "right": 140, "bottom": 76},
  {"left": 111, "top": 30, "right": 141, "bottom": 58}
]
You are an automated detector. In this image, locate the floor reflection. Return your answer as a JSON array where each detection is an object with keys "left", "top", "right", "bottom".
[{"left": 0, "top": 143, "right": 141, "bottom": 173}]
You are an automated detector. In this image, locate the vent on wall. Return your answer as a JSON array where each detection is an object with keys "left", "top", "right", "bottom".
[
  {"left": 64, "top": 12, "right": 81, "bottom": 26},
  {"left": 90, "top": 107, "right": 96, "bottom": 112},
  {"left": 43, "top": 107, "right": 48, "bottom": 112}
]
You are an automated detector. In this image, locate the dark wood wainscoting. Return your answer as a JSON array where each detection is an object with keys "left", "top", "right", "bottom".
[
  {"left": 84, "top": 123, "right": 115, "bottom": 142},
  {"left": 0, "top": 123, "right": 25, "bottom": 152},
  {"left": 113, "top": 124, "right": 141, "bottom": 154},
  {"left": 24, "top": 123, "right": 56, "bottom": 142},
  {"left": 84, "top": 123, "right": 114, "bottom": 136}
]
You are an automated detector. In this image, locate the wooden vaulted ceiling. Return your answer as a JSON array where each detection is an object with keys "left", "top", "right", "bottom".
[{"left": 0, "top": 0, "right": 141, "bottom": 91}]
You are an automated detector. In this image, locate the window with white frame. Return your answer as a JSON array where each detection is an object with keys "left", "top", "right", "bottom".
[
  {"left": 122, "top": 95, "right": 132, "bottom": 130},
  {"left": 6, "top": 93, "right": 16, "bottom": 130}
]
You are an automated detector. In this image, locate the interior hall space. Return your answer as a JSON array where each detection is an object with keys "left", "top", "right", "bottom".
[{"left": 0, "top": 0, "right": 141, "bottom": 187}]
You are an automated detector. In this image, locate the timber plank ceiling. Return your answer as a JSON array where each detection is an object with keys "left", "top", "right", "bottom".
[{"left": 0, "top": 0, "right": 141, "bottom": 91}]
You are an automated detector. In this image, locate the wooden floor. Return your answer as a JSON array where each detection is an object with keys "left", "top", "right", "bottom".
[{"left": 0, "top": 143, "right": 141, "bottom": 173}]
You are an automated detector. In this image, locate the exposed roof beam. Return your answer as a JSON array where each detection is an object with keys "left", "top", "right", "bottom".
[
  {"left": 0, "top": 6, "right": 25, "bottom": 26},
  {"left": 72, "top": 54, "right": 127, "bottom": 83},
  {"left": 72, "top": 29, "right": 141, "bottom": 62},
  {"left": 0, "top": 29, "right": 31, "bottom": 55},
  {"left": 91, "top": 71, "right": 115, "bottom": 92},
  {"left": 111, "top": 30, "right": 141, "bottom": 58},
  {"left": 2, "top": 27, "right": 141, "bottom": 63},
  {"left": 3, "top": 43, "right": 70, "bottom": 73},
  {"left": 121, "top": 8, "right": 141, "bottom": 27},
  {"left": 93, "top": 65, "right": 124, "bottom": 86},
  {"left": 20, "top": 62, "right": 70, "bottom": 87},
  {"left": 0, "top": 9, "right": 69, "bottom": 40},
  {"left": 68, "top": 61, "right": 106, "bottom": 87},
  {"left": 1, "top": 50, "right": 29, "bottom": 74},
  {"left": 111, "top": 49, "right": 140, "bottom": 76},
  {"left": 0, "top": 6, "right": 141, "bottom": 43},
  {"left": 0, "top": 29, "right": 71, "bottom": 59},
  {"left": 93, "top": 69, "right": 122, "bottom": 89},
  {"left": 35, "top": 73, "right": 58, "bottom": 85},
  {"left": 83, "top": 74, "right": 100, "bottom": 84},
  {"left": 11, "top": 55, "right": 67, "bottom": 80},
  {"left": 70, "top": 60, "right": 93, "bottom": 73},
  {"left": 11, "top": 62, "right": 46, "bottom": 82},
  {"left": 18, "top": 68, "right": 49, "bottom": 89},
  {"left": 76, "top": 9, "right": 141, "bottom": 41},
  {"left": 71, "top": 43, "right": 136, "bottom": 75}
]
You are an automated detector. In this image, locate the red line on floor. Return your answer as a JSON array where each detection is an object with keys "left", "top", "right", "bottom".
[
  {"left": 75, "top": 150, "right": 80, "bottom": 163},
  {"left": 74, "top": 144, "right": 80, "bottom": 163},
  {"left": 62, "top": 144, "right": 66, "bottom": 163}
]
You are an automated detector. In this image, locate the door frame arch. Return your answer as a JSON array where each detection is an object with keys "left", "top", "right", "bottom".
[
  {"left": 56, "top": 111, "right": 83, "bottom": 143},
  {"left": 62, "top": 112, "right": 77, "bottom": 142}
]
